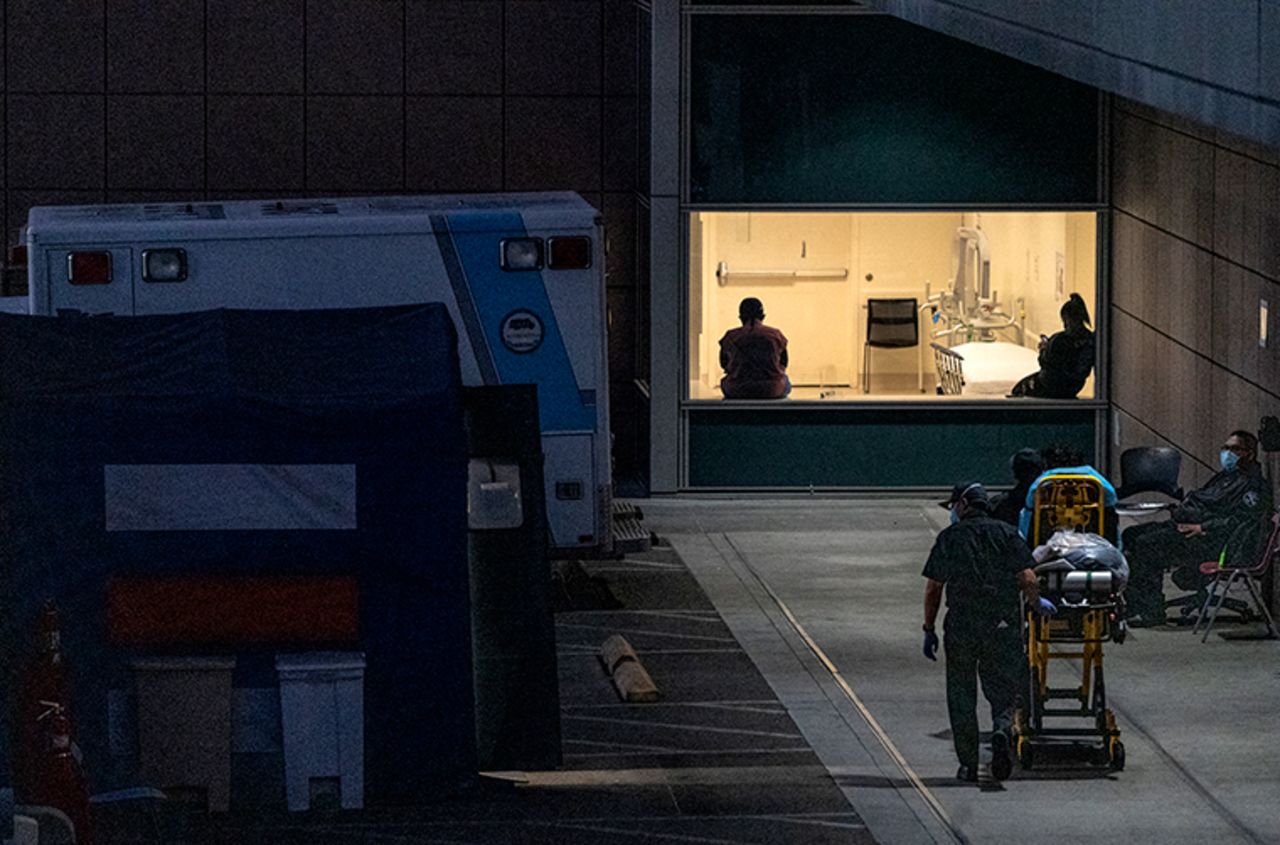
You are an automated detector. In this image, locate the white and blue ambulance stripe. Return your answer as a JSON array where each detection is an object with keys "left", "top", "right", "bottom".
[{"left": 434, "top": 210, "right": 595, "bottom": 434}]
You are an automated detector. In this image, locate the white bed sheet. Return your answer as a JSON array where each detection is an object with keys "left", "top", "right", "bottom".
[{"left": 949, "top": 341, "right": 1040, "bottom": 396}]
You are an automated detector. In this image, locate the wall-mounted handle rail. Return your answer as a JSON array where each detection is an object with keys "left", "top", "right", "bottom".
[{"left": 716, "top": 261, "right": 848, "bottom": 286}]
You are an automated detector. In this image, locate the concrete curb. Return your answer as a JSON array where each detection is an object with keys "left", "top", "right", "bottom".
[{"left": 599, "top": 634, "right": 660, "bottom": 703}]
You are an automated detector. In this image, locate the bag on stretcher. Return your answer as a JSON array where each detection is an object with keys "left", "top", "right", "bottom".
[{"left": 1032, "top": 530, "right": 1129, "bottom": 593}]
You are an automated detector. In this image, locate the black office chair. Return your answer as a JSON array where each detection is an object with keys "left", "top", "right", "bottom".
[
  {"left": 1115, "top": 446, "right": 1183, "bottom": 517},
  {"left": 862, "top": 298, "right": 919, "bottom": 393}
]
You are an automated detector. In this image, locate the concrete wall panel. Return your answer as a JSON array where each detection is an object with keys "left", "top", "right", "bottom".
[
  {"left": 1112, "top": 213, "right": 1213, "bottom": 356},
  {"left": 1096, "top": 0, "right": 1259, "bottom": 97},
  {"left": 1113, "top": 109, "right": 1214, "bottom": 246},
  {"left": 7, "top": 0, "right": 105, "bottom": 92},
  {"left": 1214, "top": 149, "right": 1280, "bottom": 278},
  {"left": 107, "top": 0, "right": 205, "bottom": 94},
  {"left": 406, "top": 1, "right": 503, "bottom": 96},
  {"left": 878, "top": 0, "right": 1277, "bottom": 147},
  {"left": 405, "top": 97, "right": 504, "bottom": 193},
  {"left": 106, "top": 96, "right": 206, "bottom": 191},
  {"left": 207, "top": 0, "right": 305, "bottom": 95},
  {"left": 1265, "top": 1, "right": 1280, "bottom": 102},
  {"left": 506, "top": 1, "right": 601, "bottom": 96},
  {"left": 948, "top": 0, "right": 1100, "bottom": 46},
  {"left": 0, "top": 1, "right": 643, "bottom": 477},
  {"left": 1112, "top": 95, "right": 1280, "bottom": 557}
]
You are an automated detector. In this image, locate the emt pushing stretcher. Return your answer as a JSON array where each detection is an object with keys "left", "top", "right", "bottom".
[{"left": 921, "top": 483, "right": 1055, "bottom": 782}]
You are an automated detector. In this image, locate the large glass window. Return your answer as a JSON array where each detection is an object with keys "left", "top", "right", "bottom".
[
  {"left": 689, "top": 15, "right": 1100, "bottom": 205},
  {"left": 689, "top": 211, "right": 1098, "bottom": 401}
]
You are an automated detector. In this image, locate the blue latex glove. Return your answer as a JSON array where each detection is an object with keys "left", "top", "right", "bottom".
[
  {"left": 1035, "top": 597, "right": 1057, "bottom": 616},
  {"left": 923, "top": 629, "right": 940, "bottom": 661}
]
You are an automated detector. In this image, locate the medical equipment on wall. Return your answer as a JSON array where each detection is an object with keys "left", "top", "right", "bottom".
[
  {"left": 925, "top": 227, "right": 1025, "bottom": 347},
  {"left": 952, "top": 226, "right": 990, "bottom": 315}
]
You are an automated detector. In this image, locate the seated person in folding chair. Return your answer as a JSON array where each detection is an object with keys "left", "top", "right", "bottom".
[
  {"left": 1122, "top": 430, "right": 1272, "bottom": 626},
  {"left": 1009, "top": 293, "right": 1094, "bottom": 399},
  {"left": 719, "top": 297, "right": 790, "bottom": 400},
  {"left": 1017, "top": 444, "right": 1118, "bottom": 544}
]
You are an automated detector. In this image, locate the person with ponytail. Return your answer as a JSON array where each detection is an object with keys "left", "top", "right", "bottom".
[
  {"left": 719, "top": 297, "right": 790, "bottom": 399},
  {"left": 1009, "top": 292, "right": 1095, "bottom": 399}
]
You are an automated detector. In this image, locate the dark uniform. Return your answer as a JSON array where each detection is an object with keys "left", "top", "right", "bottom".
[
  {"left": 922, "top": 501, "right": 1035, "bottom": 771},
  {"left": 1123, "top": 462, "right": 1272, "bottom": 620},
  {"left": 1010, "top": 325, "right": 1095, "bottom": 399},
  {"left": 990, "top": 480, "right": 1034, "bottom": 527}
]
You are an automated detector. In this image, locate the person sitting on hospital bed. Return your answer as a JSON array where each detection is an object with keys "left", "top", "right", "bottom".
[
  {"left": 719, "top": 297, "right": 791, "bottom": 399},
  {"left": 1009, "top": 293, "right": 1094, "bottom": 399}
]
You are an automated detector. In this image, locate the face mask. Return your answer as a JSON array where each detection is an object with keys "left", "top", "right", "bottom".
[
  {"left": 950, "top": 507, "right": 960, "bottom": 525},
  {"left": 1220, "top": 450, "right": 1240, "bottom": 472}
]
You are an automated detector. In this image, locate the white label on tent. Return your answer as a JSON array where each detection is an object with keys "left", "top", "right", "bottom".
[{"left": 104, "top": 464, "right": 357, "bottom": 531}]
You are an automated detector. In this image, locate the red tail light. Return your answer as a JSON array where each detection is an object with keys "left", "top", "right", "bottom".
[
  {"left": 68, "top": 251, "right": 112, "bottom": 285},
  {"left": 548, "top": 236, "right": 592, "bottom": 269}
]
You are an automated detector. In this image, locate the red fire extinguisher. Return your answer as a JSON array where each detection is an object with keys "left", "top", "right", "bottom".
[
  {"left": 14, "top": 601, "right": 93, "bottom": 844},
  {"left": 31, "top": 702, "right": 93, "bottom": 845}
]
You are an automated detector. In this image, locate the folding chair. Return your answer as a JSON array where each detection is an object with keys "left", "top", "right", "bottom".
[{"left": 1193, "top": 511, "right": 1280, "bottom": 642}]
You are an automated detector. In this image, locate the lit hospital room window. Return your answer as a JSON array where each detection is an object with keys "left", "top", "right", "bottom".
[{"left": 688, "top": 212, "right": 1098, "bottom": 401}]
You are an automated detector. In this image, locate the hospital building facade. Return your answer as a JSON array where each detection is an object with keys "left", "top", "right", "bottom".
[{"left": 0, "top": 1, "right": 1276, "bottom": 499}]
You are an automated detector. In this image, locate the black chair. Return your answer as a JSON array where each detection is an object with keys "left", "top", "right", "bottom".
[
  {"left": 1115, "top": 446, "right": 1183, "bottom": 517},
  {"left": 1117, "top": 447, "right": 1256, "bottom": 623},
  {"left": 862, "top": 298, "right": 919, "bottom": 393},
  {"left": 1116, "top": 446, "right": 1183, "bottom": 500}
]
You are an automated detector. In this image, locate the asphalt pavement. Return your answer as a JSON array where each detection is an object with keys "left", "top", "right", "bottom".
[
  {"left": 647, "top": 497, "right": 1280, "bottom": 845},
  {"left": 97, "top": 497, "right": 1278, "bottom": 844}
]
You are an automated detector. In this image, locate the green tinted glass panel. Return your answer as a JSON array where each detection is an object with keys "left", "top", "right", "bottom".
[
  {"left": 689, "top": 1, "right": 870, "bottom": 5},
  {"left": 689, "top": 15, "right": 1099, "bottom": 204},
  {"left": 688, "top": 407, "right": 1097, "bottom": 487}
]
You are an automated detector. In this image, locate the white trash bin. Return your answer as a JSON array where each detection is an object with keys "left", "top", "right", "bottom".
[
  {"left": 132, "top": 656, "right": 236, "bottom": 812},
  {"left": 275, "top": 652, "right": 366, "bottom": 811}
]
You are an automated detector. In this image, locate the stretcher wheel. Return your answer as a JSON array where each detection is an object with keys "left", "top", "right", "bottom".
[{"left": 1109, "top": 740, "right": 1125, "bottom": 771}]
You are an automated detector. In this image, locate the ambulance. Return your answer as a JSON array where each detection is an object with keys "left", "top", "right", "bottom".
[{"left": 25, "top": 192, "right": 612, "bottom": 554}]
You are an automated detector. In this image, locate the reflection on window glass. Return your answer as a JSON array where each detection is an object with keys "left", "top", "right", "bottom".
[
  {"left": 688, "top": 212, "right": 1098, "bottom": 402},
  {"left": 689, "top": 15, "right": 1100, "bottom": 205},
  {"left": 687, "top": 1, "right": 868, "bottom": 5}
]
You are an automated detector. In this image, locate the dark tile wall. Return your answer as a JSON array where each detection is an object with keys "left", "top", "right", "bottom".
[
  {"left": 2, "top": 0, "right": 648, "bottom": 477},
  {"left": 1110, "top": 98, "right": 1280, "bottom": 496}
]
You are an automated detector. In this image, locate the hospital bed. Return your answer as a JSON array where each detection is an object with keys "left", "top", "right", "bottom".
[
  {"left": 930, "top": 341, "right": 1040, "bottom": 396},
  {"left": 1015, "top": 474, "right": 1127, "bottom": 771}
]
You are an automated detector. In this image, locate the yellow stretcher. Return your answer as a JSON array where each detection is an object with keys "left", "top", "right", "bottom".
[{"left": 1015, "top": 473, "right": 1126, "bottom": 771}]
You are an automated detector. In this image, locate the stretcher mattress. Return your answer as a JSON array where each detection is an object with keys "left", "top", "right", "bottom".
[{"left": 950, "top": 341, "right": 1040, "bottom": 396}]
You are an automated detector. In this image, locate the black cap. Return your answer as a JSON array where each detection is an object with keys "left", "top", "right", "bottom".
[{"left": 938, "top": 481, "right": 989, "bottom": 509}]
